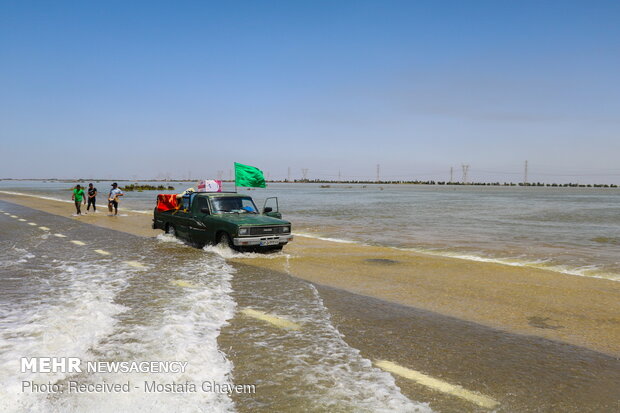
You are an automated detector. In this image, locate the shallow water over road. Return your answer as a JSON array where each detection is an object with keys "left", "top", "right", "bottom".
[
  {"left": 2, "top": 201, "right": 619, "bottom": 412},
  {"left": 0, "top": 202, "right": 427, "bottom": 412},
  {"left": 2, "top": 181, "right": 619, "bottom": 281}
]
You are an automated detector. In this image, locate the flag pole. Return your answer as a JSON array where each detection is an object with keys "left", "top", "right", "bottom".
[{"left": 233, "top": 164, "right": 237, "bottom": 193}]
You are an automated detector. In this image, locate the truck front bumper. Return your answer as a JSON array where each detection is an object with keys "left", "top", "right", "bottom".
[{"left": 233, "top": 234, "right": 293, "bottom": 247}]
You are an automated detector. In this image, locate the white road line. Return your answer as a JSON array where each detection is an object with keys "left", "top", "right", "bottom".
[
  {"left": 70, "top": 240, "right": 86, "bottom": 246},
  {"left": 18, "top": 218, "right": 27, "bottom": 222},
  {"left": 241, "top": 308, "right": 301, "bottom": 330},
  {"left": 94, "top": 249, "right": 111, "bottom": 255},
  {"left": 10, "top": 215, "right": 18, "bottom": 218},
  {"left": 53, "top": 234, "right": 67, "bottom": 238},
  {"left": 123, "top": 260, "right": 146, "bottom": 269},
  {"left": 375, "top": 360, "right": 499, "bottom": 409},
  {"left": 39, "top": 226, "right": 50, "bottom": 231},
  {"left": 3, "top": 212, "right": 9, "bottom": 215},
  {"left": 28, "top": 222, "right": 37, "bottom": 226},
  {"left": 170, "top": 279, "right": 199, "bottom": 288}
]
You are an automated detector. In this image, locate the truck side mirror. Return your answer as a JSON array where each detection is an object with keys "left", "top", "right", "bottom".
[
  {"left": 263, "top": 207, "right": 273, "bottom": 213},
  {"left": 200, "top": 207, "right": 210, "bottom": 215}
]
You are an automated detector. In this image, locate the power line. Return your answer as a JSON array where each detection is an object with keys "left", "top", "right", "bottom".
[{"left": 274, "top": 165, "right": 620, "bottom": 182}]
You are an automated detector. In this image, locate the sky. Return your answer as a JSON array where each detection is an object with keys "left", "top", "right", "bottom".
[{"left": 1, "top": 0, "right": 619, "bottom": 183}]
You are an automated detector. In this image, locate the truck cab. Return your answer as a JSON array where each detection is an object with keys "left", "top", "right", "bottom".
[{"left": 153, "top": 193, "right": 293, "bottom": 251}]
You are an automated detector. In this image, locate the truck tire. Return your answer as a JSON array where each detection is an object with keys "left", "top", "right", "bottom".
[
  {"left": 166, "top": 225, "right": 176, "bottom": 237},
  {"left": 218, "top": 232, "right": 233, "bottom": 249}
]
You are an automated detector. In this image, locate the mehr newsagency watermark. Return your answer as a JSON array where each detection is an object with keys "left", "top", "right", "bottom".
[{"left": 20, "top": 357, "right": 255, "bottom": 395}]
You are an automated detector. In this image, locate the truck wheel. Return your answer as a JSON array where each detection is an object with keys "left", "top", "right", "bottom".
[
  {"left": 166, "top": 225, "right": 176, "bottom": 237},
  {"left": 218, "top": 232, "right": 233, "bottom": 249}
]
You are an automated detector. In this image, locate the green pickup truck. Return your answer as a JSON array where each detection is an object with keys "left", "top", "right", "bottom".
[{"left": 152, "top": 192, "right": 293, "bottom": 251}]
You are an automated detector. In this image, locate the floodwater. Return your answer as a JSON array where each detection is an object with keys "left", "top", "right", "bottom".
[
  {"left": 1, "top": 182, "right": 620, "bottom": 412},
  {"left": 1, "top": 181, "right": 619, "bottom": 281},
  {"left": 0, "top": 203, "right": 427, "bottom": 412}
]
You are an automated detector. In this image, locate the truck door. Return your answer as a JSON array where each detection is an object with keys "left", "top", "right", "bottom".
[
  {"left": 189, "top": 196, "right": 214, "bottom": 245},
  {"left": 263, "top": 197, "right": 282, "bottom": 219},
  {"left": 173, "top": 195, "right": 193, "bottom": 240}
]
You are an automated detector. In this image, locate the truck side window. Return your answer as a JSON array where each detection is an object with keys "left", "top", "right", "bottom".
[{"left": 194, "top": 197, "right": 208, "bottom": 213}]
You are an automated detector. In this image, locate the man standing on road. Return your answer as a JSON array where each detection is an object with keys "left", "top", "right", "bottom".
[
  {"left": 108, "top": 182, "right": 124, "bottom": 216},
  {"left": 86, "top": 183, "right": 97, "bottom": 213},
  {"left": 72, "top": 184, "right": 86, "bottom": 216}
]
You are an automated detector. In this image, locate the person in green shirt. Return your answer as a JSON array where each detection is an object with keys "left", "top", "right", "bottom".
[{"left": 72, "top": 184, "right": 86, "bottom": 215}]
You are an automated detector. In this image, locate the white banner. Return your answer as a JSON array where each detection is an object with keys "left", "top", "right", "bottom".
[{"left": 196, "top": 180, "right": 222, "bottom": 192}]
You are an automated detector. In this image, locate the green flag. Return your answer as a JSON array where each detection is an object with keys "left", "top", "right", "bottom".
[{"left": 235, "top": 162, "right": 266, "bottom": 188}]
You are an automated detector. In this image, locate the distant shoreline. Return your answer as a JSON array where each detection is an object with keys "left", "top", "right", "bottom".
[{"left": 1, "top": 178, "right": 618, "bottom": 188}]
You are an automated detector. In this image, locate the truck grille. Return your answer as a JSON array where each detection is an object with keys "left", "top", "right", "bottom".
[{"left": 248, "top": 226, "right": 288, "bottom": 235}]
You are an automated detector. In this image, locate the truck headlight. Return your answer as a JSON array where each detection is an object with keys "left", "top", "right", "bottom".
[
  {"left": 239, "top": 228, "right": 249, "bottom": 235},
  {"left": 282, "top": 226, "right": 290, "bottom": 233}
]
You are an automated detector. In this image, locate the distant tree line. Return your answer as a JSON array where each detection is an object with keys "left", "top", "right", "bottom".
[
  {"left": 271, "top": 179, "right": 618, "bottom": 188},
  {"left": 121, "top": 184, "right": 175, "bottom": 191}
]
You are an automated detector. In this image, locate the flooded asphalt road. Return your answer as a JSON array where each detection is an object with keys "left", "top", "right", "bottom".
[{"left": 1, "top": 201, "right": 619, "bottom": 412}]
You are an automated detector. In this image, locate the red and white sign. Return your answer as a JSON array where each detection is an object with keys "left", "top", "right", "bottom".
[{"left": 197, "top": 180, "right": 222, "bottom": 192}]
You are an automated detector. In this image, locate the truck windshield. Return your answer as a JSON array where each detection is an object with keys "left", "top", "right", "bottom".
[{"left": 210, "top": 197, "right": 258, "bottom": 214}]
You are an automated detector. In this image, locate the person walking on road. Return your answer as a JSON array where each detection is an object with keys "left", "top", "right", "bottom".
[
  {"left": 72, "top": 184, "right": 86, "bottom": 216},
  {"left": 108, "top": 182, "right": 124, "bottom": 216},
  {"left": 86, "top": 183, "right": 97, "bottom": 213}
]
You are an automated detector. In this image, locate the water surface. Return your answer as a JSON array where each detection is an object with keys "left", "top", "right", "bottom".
[{"left": 2, "top": 181, "right": 618, "bottom": 280}]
